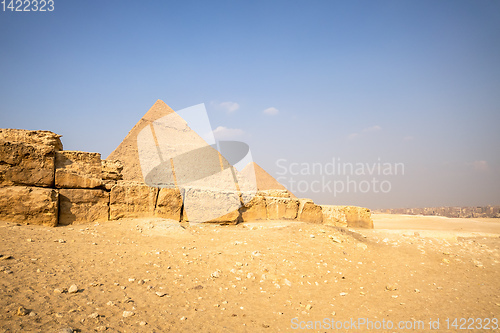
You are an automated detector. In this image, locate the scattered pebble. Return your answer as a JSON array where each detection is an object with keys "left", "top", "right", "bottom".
[
  {"left": 68, "top": 284, "right": 78, "bottom": 294},
  {"left": 16, "top": 306, "right": 29, "bottom": 316},
  {"left": 123, "top": 311, "right": 135, "bottom": 318}
]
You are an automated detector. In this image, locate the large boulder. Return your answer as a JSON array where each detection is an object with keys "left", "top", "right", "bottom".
[
  {"left": 155, "top": 187, "right": 183, "bottom": 221},
  {"left": 0, "top": 186, "right": 58, "bottom": 226},
  {"left": 55, "top": 151, "right": 102, "bottom": 189},
  {"left": 297, "top": 199, "right": 323, "bottom": 223},
  {"left": 0, "top": 128, "right": 63, "bottom": 151},
  {"left": 266, "top": 197, "right": 299, "bottom": 220},
  {"left": 109, "top": 182, "right": 158, "bottom": 220},
  {"left": 0, "top": 141, "right": 55, "bottom": 187},
  {"left": 58, "top": 189, "right": 109, "bottom": 225},
  {"left": 240, "top": 194, "right": 267, "bottom": 222}
]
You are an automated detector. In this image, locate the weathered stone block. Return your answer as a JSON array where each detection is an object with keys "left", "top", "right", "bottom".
[
  {"left": 257, "top": 189, "right": 290, "bottom": 198},
  {"left": 0, "top": 186, "right": 58, "bottom": 226},
  {"left": 0, "top": 141, "right": 55, "bottom": 187},
  {"left": 155, "top": 187, "right": 182, "bottom": 221},
  {"left": 297, "top": 199, "right": 323, "bottom": 223},
  {"left": 110, "top": 182, "right": 158, "bottom": 220},
  {"left": 58, "top": 189, "right": 109, "bottom": 225},
  {"left": 266, "top": 197, "right": 299, "bottom": 220},
  {"left": 321, "top": 205, "right": 348, "bottom": 227},
  {"left": 343, "top": 206, "right": 373, "bottom": 228},
  {"left": 102, "top": 159, "right": 123, "bottom": 181},
  {"left": 240, "top": 194, "right": 267, "bottom": 222},
  {"left": 321, "top": 205, "right": 373, "bottom": 228},
  {"left": 182, "top": 187, "right": 241, "bottom": 224},
  {"left": 55, "top": 151, "right": 102, "bottom": 189},
  {"left": 0, "top": 128, "right": 63, "bottom": 151}
]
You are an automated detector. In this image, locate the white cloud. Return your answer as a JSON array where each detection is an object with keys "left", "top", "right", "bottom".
[
  {"left": 348, "top": 133, "right": 359, "bottom": 140},
  {"left": 263, "top": 107, "right": 279, "bottom": 116},
  {"left": 363, "top": 125, "right": 382, "bottom": 133},
  {"left": 472, "top": 160, "right": 489, "bottom": 172},
  {"left": 212, "top": 101, "right": 240, "bottom": 114},
  {"left": 212, "top": 126, "right": 244, "bottom": 140}
]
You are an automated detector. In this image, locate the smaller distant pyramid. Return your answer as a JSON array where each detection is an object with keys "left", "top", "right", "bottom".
[{"left": 241, "top": 162, "right": 296, "bottom": 198}]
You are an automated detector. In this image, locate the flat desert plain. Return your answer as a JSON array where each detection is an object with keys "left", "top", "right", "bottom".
[{"left": 0, "top": 214, "right": 499, "bottom": 332}]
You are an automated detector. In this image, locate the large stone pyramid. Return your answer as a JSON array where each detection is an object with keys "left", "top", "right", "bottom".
[
  {"left": 241, "top": 162, "right": 295, "bottom": 198},
  {"left": 107, "top": 100, "right": 253, "bottom": 222},
  {"left": 107, "top": 100, "right": 175, "bottom": 181}
]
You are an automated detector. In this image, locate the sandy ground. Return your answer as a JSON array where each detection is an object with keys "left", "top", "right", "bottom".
[{"left": 0, "top": 215, "right": 499, "bottom": 332}]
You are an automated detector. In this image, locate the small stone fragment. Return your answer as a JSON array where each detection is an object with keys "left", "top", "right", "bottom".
[
  {"left": 16, "top": 306, "right": 29, "bottom": 316},
  {"left": 122, "top": 311, "right": 135, "bottom": 318},
  {"left": 58, "top": 328, "right": 74, "bottom": 333},
  {"left": 68, "top": 284, "right": 78, "bottom": 294}
]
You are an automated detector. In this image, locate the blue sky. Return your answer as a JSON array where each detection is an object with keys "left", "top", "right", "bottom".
[{"left": 1, "top": 0, "right": 499, "bottom": 209}]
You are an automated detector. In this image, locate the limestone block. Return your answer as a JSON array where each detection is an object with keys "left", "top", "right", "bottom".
[
  {"left": 343, "top": 206, "right": 373, "bottom": 228},
  {"left": 321, "top": 205, "right": 373, "bottom": 229},
  {"left": 182, "top": 187, "right": 241, "bottom": 224},
  {"left": 0, "top": 128, "right": 63, "bottom": 151},
  {"left": 110, "top": 182, "right": 158, "bottom": 220},
  {"left": 58, "top": 189, "right": 109, "bottom": 225},
  {"left": 240, "top": 194, "right": 267, "bottom": 222},
  {"left": 155, "top": 187, "right": 182, "bottom": 221},
  {"left": 101, "top": 160, "right": 123, "bottom": 181},
  {"left": 297, "top": 199, "right": 323, "bottom": 223},
  {"left": 102, "top": 180, "right": 116, "bottom": 191},
  {"left": 0, "top": 186, "right": 58, "bottom": 226},
  {"left": 55, "top": 151, "right": 102, "bottom": 189},
  {"left": 0, "top": 141, "right": 55, "bottom": 187},
  {"left": 257, "top": 189, "right": 290, "bottom": 198},
  {"left": 266, "top": 197, "right": 299, "bottom": 220},
  {"left": 321, "top": 205, "right": 348, "bottom": 227}
]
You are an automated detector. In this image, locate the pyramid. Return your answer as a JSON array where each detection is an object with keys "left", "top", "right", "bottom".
[
  {"left": 107, "top": 100, "right": 175, "bottom": 181},
  {"left": 241, "top": 162, "right": 296, "bottom": 198}
]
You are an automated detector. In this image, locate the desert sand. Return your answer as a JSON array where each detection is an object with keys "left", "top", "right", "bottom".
[{"left": 1, "top": 214, "right": 499, "bottom": 332}]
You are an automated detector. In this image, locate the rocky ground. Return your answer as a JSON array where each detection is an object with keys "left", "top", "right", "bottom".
[{"left": 0, "top": 215, "right": 499, "bottom": 332}]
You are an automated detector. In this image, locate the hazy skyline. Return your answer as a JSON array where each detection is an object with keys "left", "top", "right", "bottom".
[{"left": 1, "top": 1, "right": 499, "bottom": 209}]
